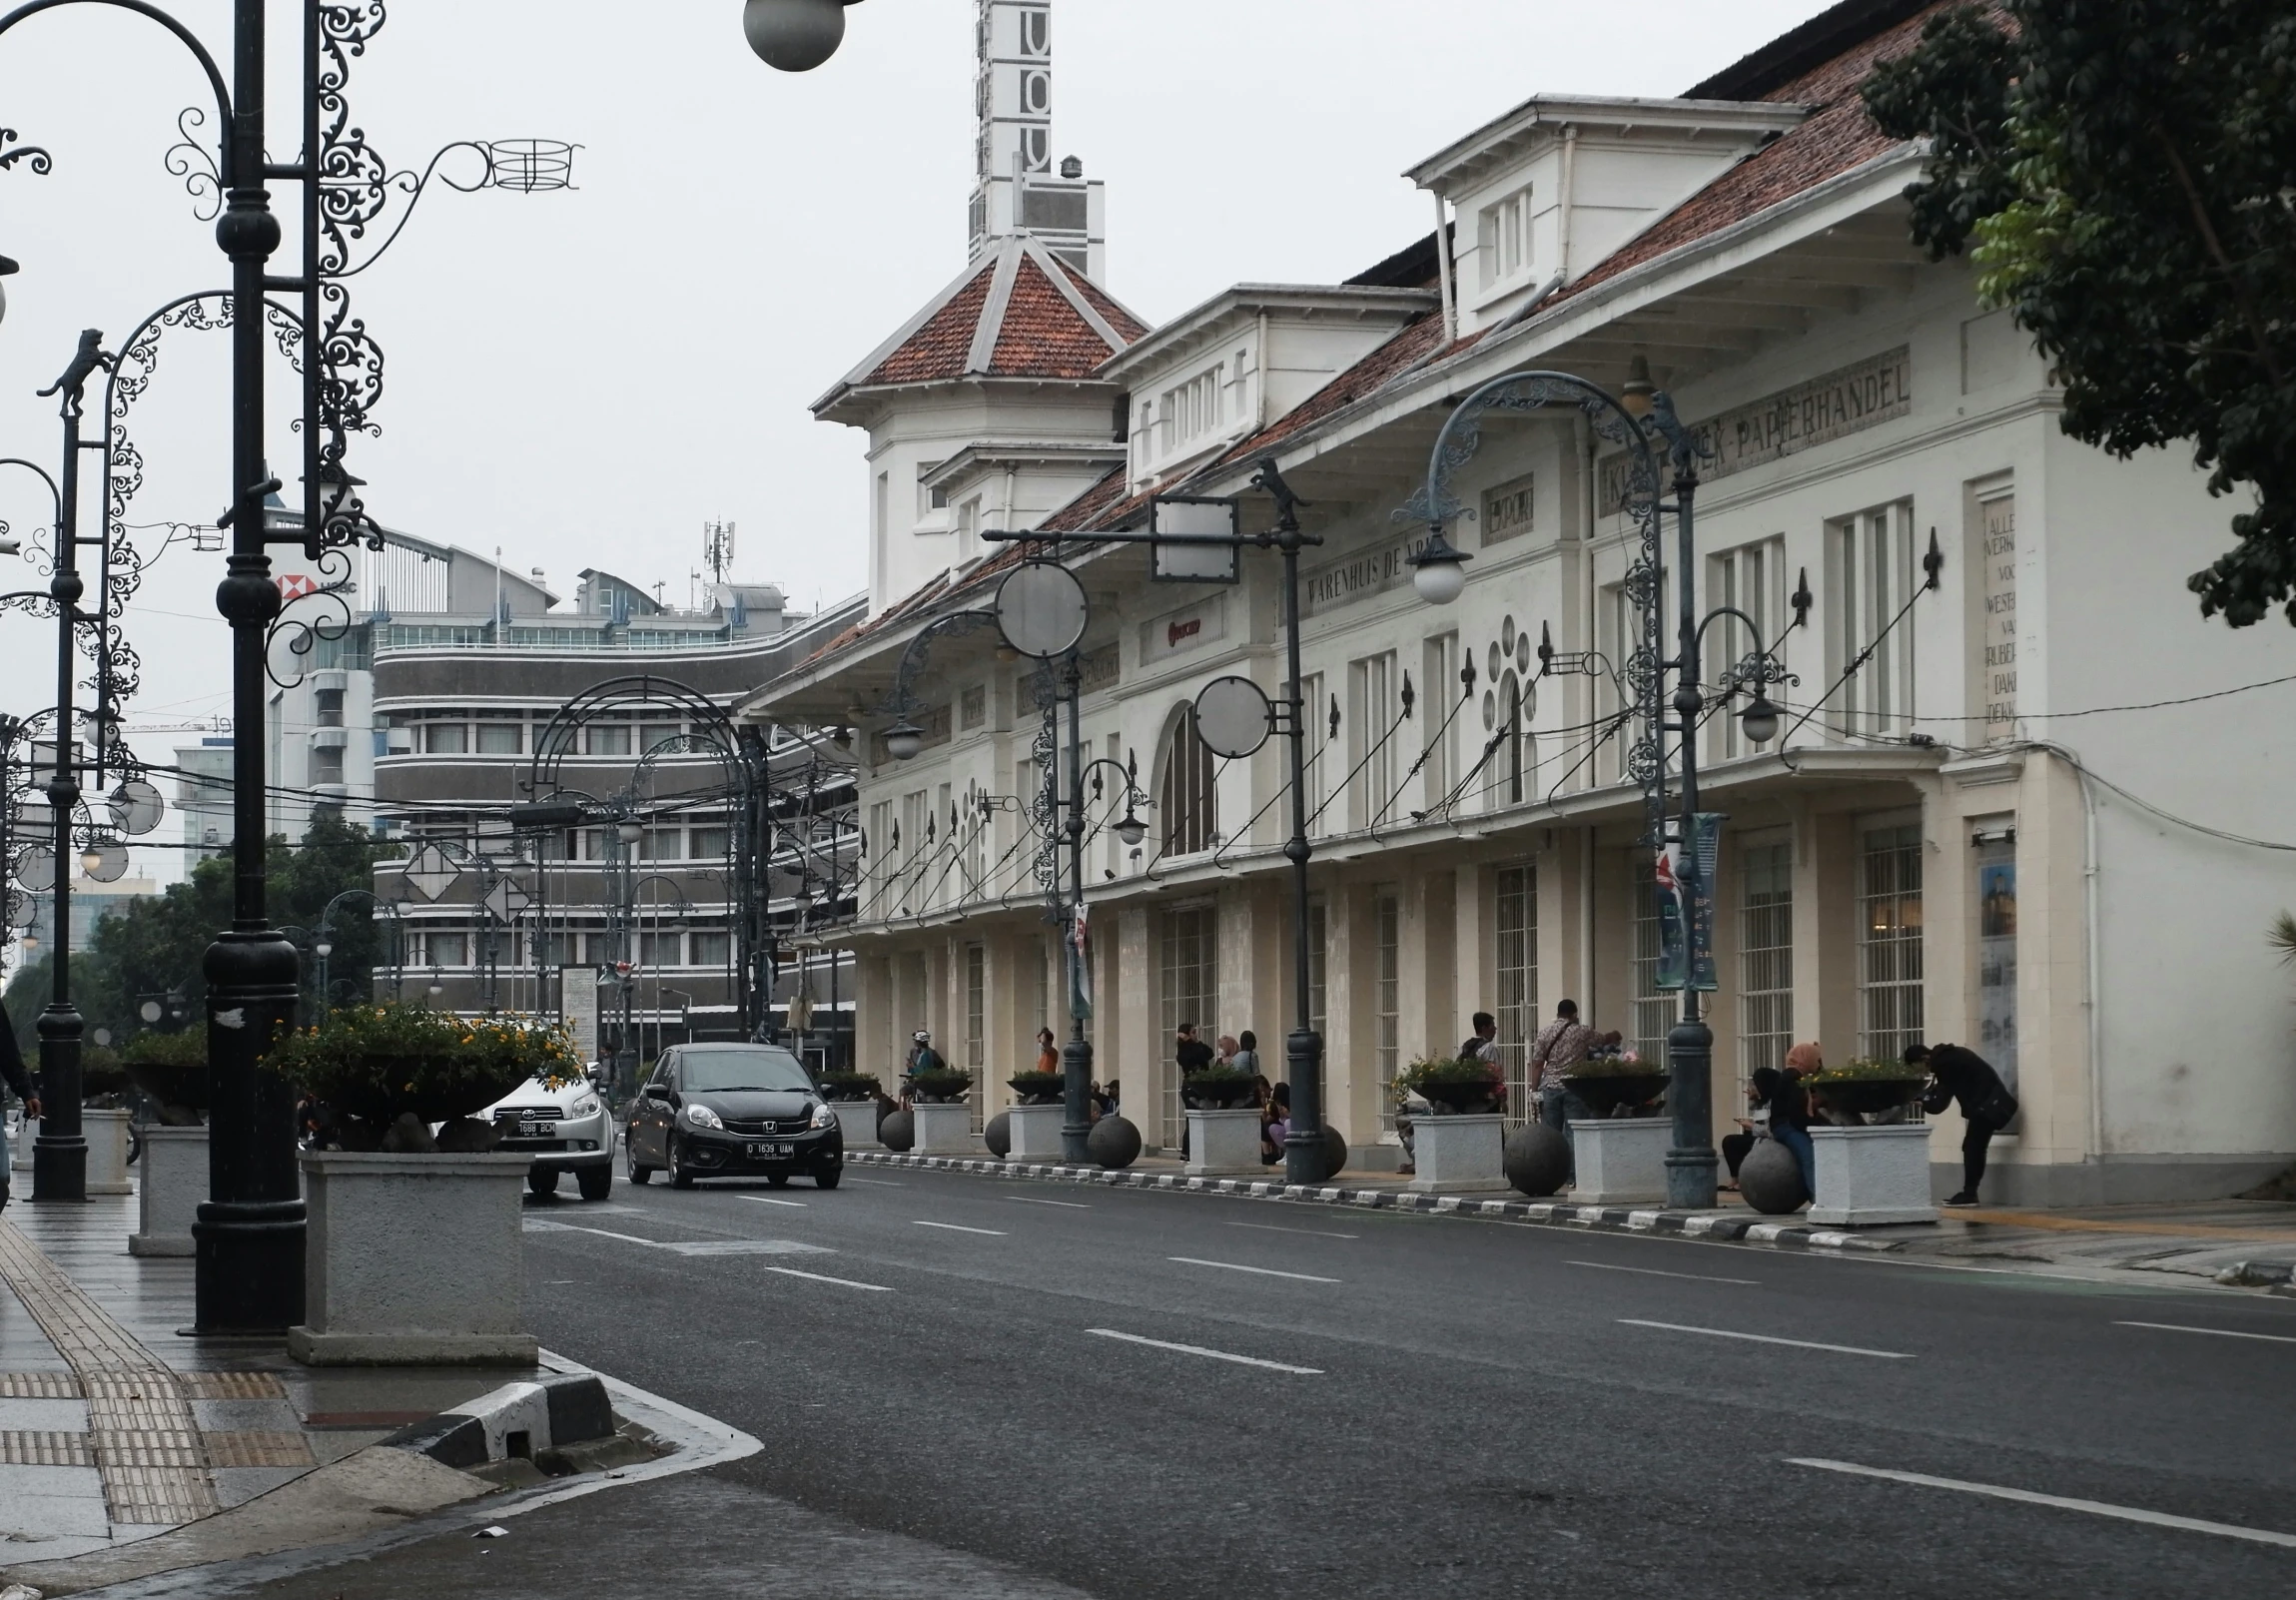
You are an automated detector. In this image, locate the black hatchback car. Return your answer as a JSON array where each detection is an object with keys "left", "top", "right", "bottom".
[{"left": 625, "top": 1043, "right": 843, "bottom": 1190}]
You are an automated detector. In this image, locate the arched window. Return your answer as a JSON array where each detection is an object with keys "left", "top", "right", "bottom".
[{"left": 1160, "top": 706, "right": 1217, "bottom": 856}]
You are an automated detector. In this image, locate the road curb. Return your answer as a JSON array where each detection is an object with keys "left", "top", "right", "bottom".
[
  {"left": 845, "top": 1151, "right": 1902, "bottom": 1254},
  {"left": 383, "top": 1371, "right": 617, "bottom": 1470}
]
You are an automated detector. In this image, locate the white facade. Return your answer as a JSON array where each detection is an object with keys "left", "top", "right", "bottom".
[{"left": 745, "top": 5, "right": 2296, "bottom": 1203}]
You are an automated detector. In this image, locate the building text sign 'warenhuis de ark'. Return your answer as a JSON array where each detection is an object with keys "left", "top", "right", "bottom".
[{"left": 1600, "top": 346, "right": 1911, "bottom": 509}]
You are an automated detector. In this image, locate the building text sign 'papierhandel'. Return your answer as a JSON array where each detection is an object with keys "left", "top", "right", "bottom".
[{"left": 1600, "top": 347, "right": 1912, "bottom": 510}]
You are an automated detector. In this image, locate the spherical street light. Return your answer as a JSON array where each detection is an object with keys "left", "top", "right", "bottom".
[
  {"left": 1740, "top": 692, "right": 1782, "bottom": 746},
  {"left": 0, "top": 254, "right": 17, "bottom": 328},
  {"left": 884, "top": 720, "right": 925, "bottom": 762},
  {"left": 315, "top": 939, "right": 333, "bottom": 959},
  {"left": 79, "top": 845, "right": 102, "bottom": 876},
  {"left": 1114, "top": 811, "right": 1148, "bottom": 850},
  {"left": 1408, "top": 529, "right": 1470, "bottom": 606},
  {"left": 742, "top": 0, "right": 862, "bottom": 72},
  {"left": 140, "top": 999, "right": 162, "bottom": 1024}
]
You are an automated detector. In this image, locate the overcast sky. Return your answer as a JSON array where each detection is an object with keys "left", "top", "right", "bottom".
[{"left": 0, "top": 0, "right": 1837, "bottom": 883}]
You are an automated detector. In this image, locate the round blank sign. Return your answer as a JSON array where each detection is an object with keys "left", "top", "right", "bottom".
[
  {"left": 109, "top": 778, "right": 165, "bottom": 837},
  {"left": 995, "top": 561, "right": 1089, "bottom": 659},
  {"left": 1193, "top": 675, "right": 1273, "bottom": 759}
]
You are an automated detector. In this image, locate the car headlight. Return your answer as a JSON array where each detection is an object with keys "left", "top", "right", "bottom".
[
  {"left": 685, "top": 1104, "right": 724, "bottom": 1131},
  {"left": 810, "top": 1102, "right": 838, "bottom": 1131},
  {"left": 571, "top": 1094, "right": 601, "bottom": 1120}
]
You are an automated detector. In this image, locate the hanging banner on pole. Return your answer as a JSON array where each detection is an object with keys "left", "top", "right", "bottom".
[
  {"left": 1689, "top": 811, "right": 1725, "bottom": 993},
  {"left": 1655, "top": 844, "right": 1688, "bottom": 992},
  {"left": 562, "top": 966, "right": 598, "bottom": 1062},
  {"left": 1071, "top": 902, "right": 1094, "bottom": 1021}
]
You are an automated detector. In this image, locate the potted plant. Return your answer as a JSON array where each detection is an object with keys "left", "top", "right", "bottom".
[
  {"left": 1395, "top": 1057, "right": 1508, "bottom": 1194},
  {"left": 1560, "top": 1055, "right": 1671, "bottom": 1202},
  {"left": 1802, "top": 1059, "right": 1938, "bottom": 1226},
  {"left": 1180, "top": 1067, "right": 1259, "bottom": 1110},
  {"left": 269, "top": 1004, "right": 583, "bottom": 1366},
  {"left": 1803, "top": 1058, "right": 1927, "bottom": 1120},
  {"left": 1563, "top": 1055, "right": 1670, "bottom": 1116},
  {"left": 1004, "top": 1071, "right": 1069, "bottom": 1162},
  {"left": 902, "top": 1066, "right": 975, "bottom": 1155},
  {"left": 818, "top": 1071, "right": 884, "bottom": 1150},
  {"left": 1006, "top": 1070, "right": 1065, "bottom": 1106},
  {"left": 1396, "top": 1056, "right": 1503, "bottom": 1115},
  {"left": 123, "top": 1031, "right": 210, "bottom": 1257}
]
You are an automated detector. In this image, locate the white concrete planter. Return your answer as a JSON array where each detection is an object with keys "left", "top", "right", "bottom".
[
  {"left": 1007, "top": 1104, "right": 1069, "bottom": 1163},
  {"left": 1810, "top": 1125, "right": 1938, "bottom": 1225},
  {"left": 1569, "top": 1118, "right": 1671, "bottom": 1203},
  {"left": 1407, "top": 1113, "right": 1508, "bottom": 1194},
  {"left": 911, "top": 1101, "right": 976, "bottom": 1157},
  {"left": 827, "top": 1100, "right": 881, "bottom": 1150},
  {"left": 82, "top": 1107, "right": 134, "bottom": 1196},
  {"left": 289, "top": 1151, "right": 536, "bottom": 1366},
  {"left": 1184, "top": 1108, "right": 1264, "bottom": 1177},
  {"left": 131, "top": 1125, "right": 208, "bottom": 1256}
]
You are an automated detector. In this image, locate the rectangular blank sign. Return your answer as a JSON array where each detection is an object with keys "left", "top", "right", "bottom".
[{"left": 1150, "top": 496, "right": 1240, "bottom": 584}]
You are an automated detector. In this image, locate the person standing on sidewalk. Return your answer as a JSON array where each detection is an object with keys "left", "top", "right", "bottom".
[
  {"left": 0, "top": 1003, "right": 38, "bottom": 1211},
  {"left": 1909, "top": 1042, "right": 2018, "bottom": 1206},
  {"left": 1528, "top": 1001, "right": 1595, "bottom": 1175}
]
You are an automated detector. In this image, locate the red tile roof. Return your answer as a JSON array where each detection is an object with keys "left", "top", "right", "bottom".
[
  {"left": 845, "top": 239, "right": 1147, "bottom": 396},
  {"left": 990, "top": 257, "right": 1130, "bottom": 378},
  {"left": 862, "top": 267, "right": 998, "bottom": 388}
]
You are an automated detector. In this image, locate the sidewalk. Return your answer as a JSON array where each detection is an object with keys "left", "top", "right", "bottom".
[
  {"left": 848, "top": 1149, "right": 2296, "bottom": 1286},
  {"left": 0, "top": 1187, "right": 538, "bottom": 1572}
]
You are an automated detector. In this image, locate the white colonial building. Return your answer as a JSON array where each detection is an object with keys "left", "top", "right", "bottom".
[{"left": 743, "top": 0, "right": 2296, "bottom": 1204}]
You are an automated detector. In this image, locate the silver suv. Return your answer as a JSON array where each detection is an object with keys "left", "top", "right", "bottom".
[{"left": 480, "top": 1068, "right": 615, "bottom": 1200}]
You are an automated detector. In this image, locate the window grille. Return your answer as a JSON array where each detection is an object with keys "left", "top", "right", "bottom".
[{"left": 1858, "top": 823, "right": 1924, "bottom": 1060}]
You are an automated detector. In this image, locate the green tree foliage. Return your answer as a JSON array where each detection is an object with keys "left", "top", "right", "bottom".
[
  {"left": 1864, "top": 2, "right": 2296, "bottom": 626},
  {"left": 2, "top": 810, "right": 395, "bottom": 1057}
]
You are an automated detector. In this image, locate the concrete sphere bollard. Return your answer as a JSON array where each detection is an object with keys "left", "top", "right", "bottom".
[
  {"left": 1739, "top": 1136, "right": 1808, "bottom": 1214},
  {"left": 879, "top": 1108, "right": 916, "bottom": 1153},
  {"left": 1504, "top": 1122, "right": 1572, "bottom": 1197},
  {"left": 984, "top": 1111, "right": 1011, "bottom": 1160},
  {"left": 1319, "top": 1125, "right": 1347, "bottom": 1181},
  {"left": 1087, "top": 1114, "right": 1142, "bottom": 1169}
]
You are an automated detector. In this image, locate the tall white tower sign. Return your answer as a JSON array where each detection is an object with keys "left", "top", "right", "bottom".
[{"left": 967, "top": 0, "right": 1106, "bottom": 280}]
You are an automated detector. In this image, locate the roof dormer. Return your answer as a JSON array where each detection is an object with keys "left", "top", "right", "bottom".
[{"left": 1406, "top": 94, "right": 1808, "bottom": 334}]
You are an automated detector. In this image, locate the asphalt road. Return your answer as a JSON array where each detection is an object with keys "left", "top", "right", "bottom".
[{"left": 241, "top": 1163, "right": 2296, "bottom": 1599}]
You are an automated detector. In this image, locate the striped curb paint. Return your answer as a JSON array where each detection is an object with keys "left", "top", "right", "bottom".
[{"left": 842, "top": 1151, "right": 1901, "bottom": 1255}]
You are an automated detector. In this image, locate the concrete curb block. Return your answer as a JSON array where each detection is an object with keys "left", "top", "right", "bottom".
[
  {"left": 382, "top": 1371, "right": 617, "bottom": 1470},
  {"left": 845, "top": 1150, "right": 1903, "bottom": 1255}
]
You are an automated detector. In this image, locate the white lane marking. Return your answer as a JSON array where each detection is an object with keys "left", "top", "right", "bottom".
[
  {"left": 1085, "top": 1328, "right": 1321, "bottom": 1374},
  {"left": 914, "top": 1220, "right": 1008, "bottom": 1235},
  {"left": 524, "top": 1221, "right": 825, "bottom": 1256},
  {"left": 1222, "top": 1220, "right": 1358, "bottom": 1239},
  {"left": 844, "top": 1177, "right": 906, "bottom": 1187},
  {"left": 1789, "top": 1458, "right": 2296, "bottom": 1549},
  {"left": 767, "top": 1266, "right": 895, "bottom": 1292},
  {"left": 1618, "top": 1318, "right": 1911, "bottom": 1358},
  {"left": 740, "top": 1196, "right": 810, "bottom": 1208},
  {"left": 1168, "top": 1256, "right": 1340, "bottom": 1284},
  {"left": 2116, "top": 1320, "right": 2296, "bottom": 1345},
  {"left": 1569, "top": 1259, "right": 1759, "bottom": 1285},
  {"left": 1007, "top": 1196, "right": 1091, "bottom": 1208}
]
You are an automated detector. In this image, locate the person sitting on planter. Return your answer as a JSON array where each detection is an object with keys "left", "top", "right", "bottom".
[
  {"left": 1763, "top": 1057, "right": 1819, "bottom": 1201},
  {"left": 1231, "top": 1031, "right": 1261, "bottom": 1079},
  {"left": 1096, "top": 1079, "right": 1121, "bottom": 1120},
  {"left": 1262, "top": 1081, "right": 1290, "bottom": 1166},
  {"left": 0, "top": 1001, "right": 39, "bottom": 1213},
  {"left": 1529, "top": 1001, "right": 1596, "bottom": 1179},
  {"left": 1720, "top": 1075, "right": 1773, "bottom": 1193},
  {"left": 1908, "top": 1042, "right": 2017, "bottom": 1207},
  {"left": 1035, "top": 1028, "right": 1059, "bottom": 1076}
]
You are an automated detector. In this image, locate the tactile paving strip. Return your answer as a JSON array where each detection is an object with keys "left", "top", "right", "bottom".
[
  {"left": 179, "top": 1370, "right": 289, "bottom": 1401},
  {"left": 0, "top": 1370, "right": 83, "bottom": 1397},
  {"left": 201, "top": 1429, "right": 317, "bottom": 1468},
  {"left": 0, "top": 1220, "right": 218, "bottom": 1525},
  {"left": 0, "top": 1429, "right": 93, "bottom": 1466}
]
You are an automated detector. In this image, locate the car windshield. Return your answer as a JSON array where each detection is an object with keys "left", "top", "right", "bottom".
[{"left": 681, "top": 1050, "right": 812, "bottom": 1094}]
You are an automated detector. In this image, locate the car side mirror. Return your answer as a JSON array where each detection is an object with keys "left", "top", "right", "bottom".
[{"left": 642, "top": 1084, "right": 670, "bottom": 1102}]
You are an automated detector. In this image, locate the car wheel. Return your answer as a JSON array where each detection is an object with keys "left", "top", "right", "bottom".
[
  {"left": 627, "top": 1140, "right": 652, "bottom": 1186},
  {"left": 527, "top": 1167, "right": 560, "bottom": 1197},
  {"left": 669, "top": 1136, "right": 696, "bottom": 1190},
  {"left": 814, "top": 1168, "right": 841, "bottom": 1191},
  {"left": 765, "top": 1173, "right": 790, "bottom": 1189},
  {"left": 576, "top": 1165, "right": 613, "bottom": 1201}
]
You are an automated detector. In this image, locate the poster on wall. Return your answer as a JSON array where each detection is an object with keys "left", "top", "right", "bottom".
[
  {"left": 1975, "top": 840, "right": 2018, "bottom": 1095},
  {"left": 562, "top": 966, "right": 599, "bottom": 1063}
]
